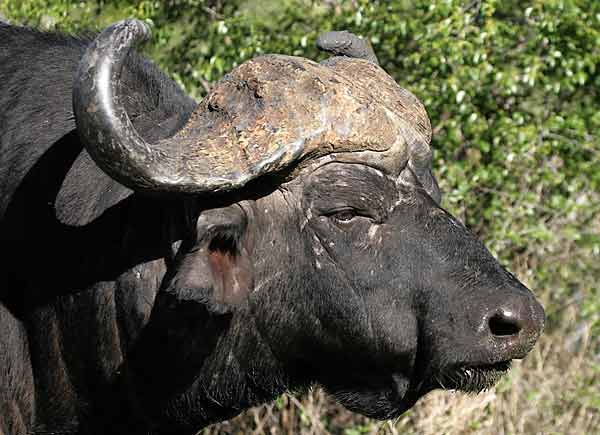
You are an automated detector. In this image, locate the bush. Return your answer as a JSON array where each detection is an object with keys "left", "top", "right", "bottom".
[{"left": 2, "top": 0, "right": 599, "bottom": 433}]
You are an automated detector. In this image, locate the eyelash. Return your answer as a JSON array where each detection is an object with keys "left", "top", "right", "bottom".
[{"left": 330, "top": 209, "right": 358, "bottom": 224}]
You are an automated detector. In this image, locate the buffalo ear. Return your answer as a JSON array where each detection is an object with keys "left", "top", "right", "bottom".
[{"left": 165, "top": 205, "right": 254, "bottom": 314}]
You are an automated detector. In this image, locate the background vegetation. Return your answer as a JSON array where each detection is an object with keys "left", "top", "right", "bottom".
[{"left": 1, "top": 0, "right": 598, "bottom": 433}]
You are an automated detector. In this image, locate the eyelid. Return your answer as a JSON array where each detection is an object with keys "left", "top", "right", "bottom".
[
  {"left": 324, "top": 207, "right": 375, "bottom": 224},
  {"left": 323, "top": 207, "right": 355, "bottom": 216},
  {"left": 332, "top": 209, "right": 356, "bottom": 222}
]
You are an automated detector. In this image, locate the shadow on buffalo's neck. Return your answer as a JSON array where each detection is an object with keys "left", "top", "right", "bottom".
[
  {"left": 119, "top": 300, "right": 299, "bottom": 432},
  {"left": 0, "top": 132, "right": 183, "bottom": 315}
]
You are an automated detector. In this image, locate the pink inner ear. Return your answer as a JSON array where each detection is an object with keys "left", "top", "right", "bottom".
[{"left": 208, "top": 246, "right": 253, "bottom": 306}]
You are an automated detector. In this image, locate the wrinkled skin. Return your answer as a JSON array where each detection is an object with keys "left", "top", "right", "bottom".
[{"left": 0, "top": 24, "right": 544, "bottom": 435}]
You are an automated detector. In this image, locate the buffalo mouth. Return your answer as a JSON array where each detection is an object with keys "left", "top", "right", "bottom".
[{"left": 433, "top": 360, "right": 512, "bottom": 393}]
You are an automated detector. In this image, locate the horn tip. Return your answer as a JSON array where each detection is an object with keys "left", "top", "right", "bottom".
[
  {"left": 316, "top": 30, "right": 353, "bottom": 51},
  {"left": 316, "top": 30, "right": 379, "bottom": 65},
  {"left": 110, "top": 18, "right": 152, "bottom": 43}
]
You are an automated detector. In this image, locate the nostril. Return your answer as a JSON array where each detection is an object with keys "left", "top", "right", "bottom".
[{"left": 489, "top": 312, "right": 521, "bottom": 337}]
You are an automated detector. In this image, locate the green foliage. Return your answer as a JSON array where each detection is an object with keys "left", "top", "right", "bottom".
[{"left": 2, "top": 0, "right": 599, "bottom": 430}]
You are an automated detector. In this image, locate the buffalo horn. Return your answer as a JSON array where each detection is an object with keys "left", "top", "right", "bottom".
[
  {"left": 73, "top": 20, "right": 301, "bottom": 194},
  {"left": 316, "top": 31, "right": 379, "bottom": 65}
]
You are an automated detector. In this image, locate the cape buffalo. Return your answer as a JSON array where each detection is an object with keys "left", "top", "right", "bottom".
[{"left": 0, "top": 20, "right": 544, "bottom": 435}]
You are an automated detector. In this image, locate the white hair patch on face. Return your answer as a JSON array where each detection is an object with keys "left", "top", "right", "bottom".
[
  {"left": 312, "top": 234, "right": 325, "bottom": 257},
  {"left": 389, "top": 186, "right": 417, "bottom": 212},
  {"left": 368, "top": 224, "right": 380, "bottom": 241},
  {"left": 300, "top": 207, "right": 313, "bottom": 231},
  {"left": 253, "top": 271, "right": 283, "bottom": 293}
]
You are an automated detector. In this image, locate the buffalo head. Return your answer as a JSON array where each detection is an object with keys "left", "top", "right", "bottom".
[{"left": 70, "top": 20, "right": 544, "bottom": 432}]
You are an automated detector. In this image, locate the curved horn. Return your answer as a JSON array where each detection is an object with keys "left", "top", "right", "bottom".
[
  {"left": 316, "top": 31, "right": 379, "bottom": 65},
  {"left": 73, "top": 20, "right": 301, "bottom": 194}
]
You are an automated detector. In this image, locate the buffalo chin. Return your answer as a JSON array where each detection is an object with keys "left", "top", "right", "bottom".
[
  {"left": 326, "top": 379, "right": 420, "bottom": 421},
  {"left": 331, "top": 391, "right": 415, "bottom": 421},
  {"left": 434, "top": 360, "right": 512, "bottom": 394}
]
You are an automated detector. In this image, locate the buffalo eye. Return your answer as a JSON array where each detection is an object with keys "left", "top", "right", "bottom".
[{"left": 329, "top": 209, "right": 359, "bottom": 225}]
